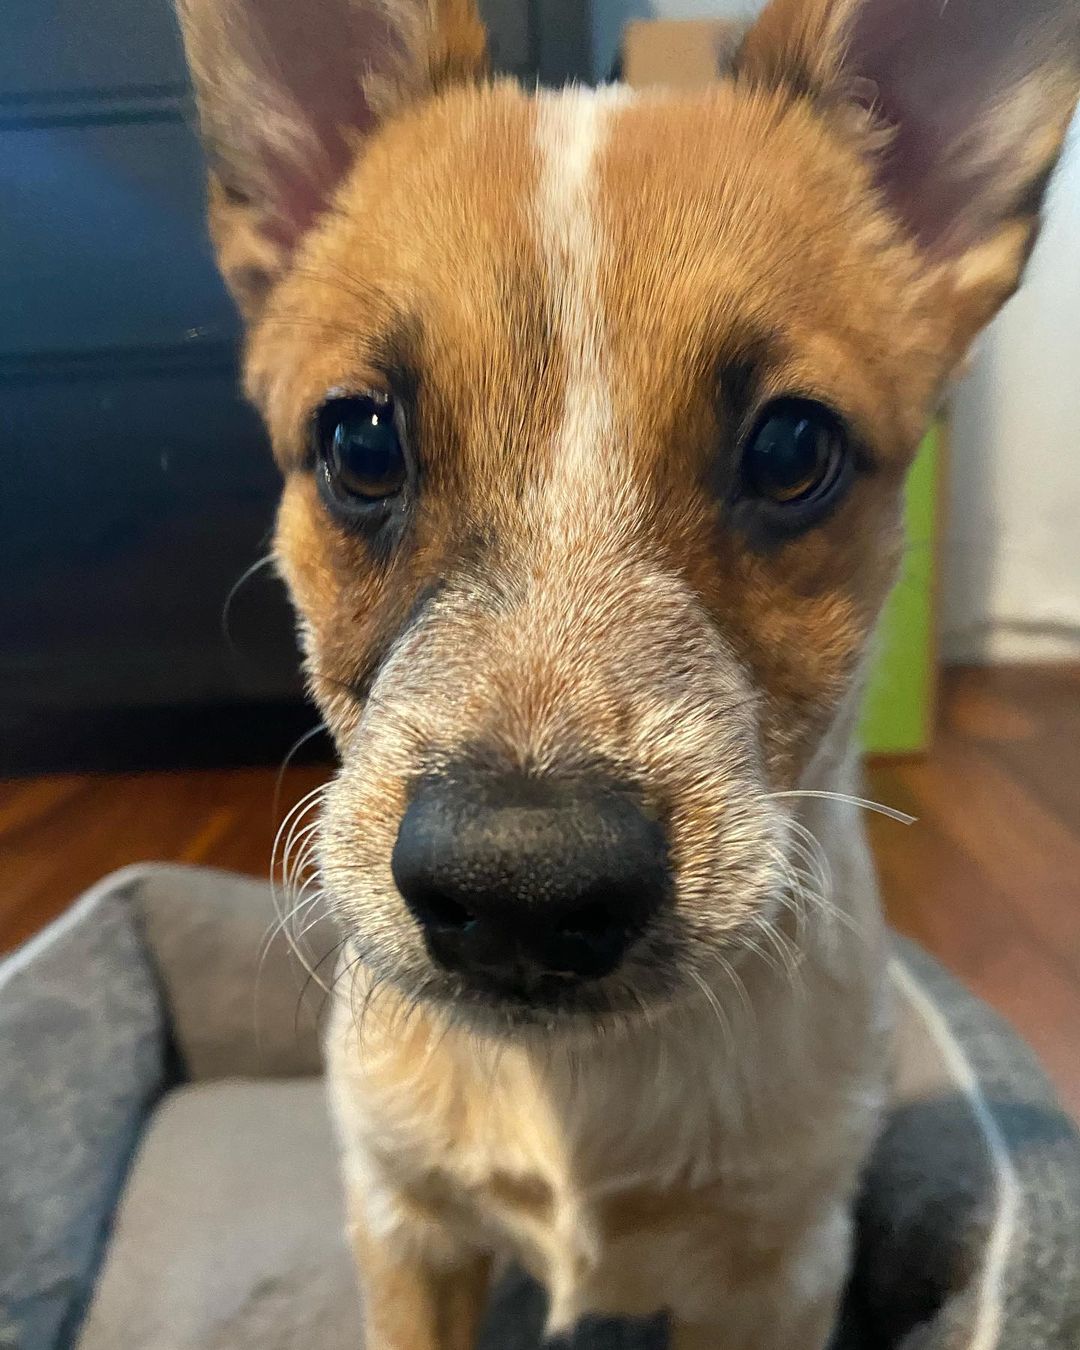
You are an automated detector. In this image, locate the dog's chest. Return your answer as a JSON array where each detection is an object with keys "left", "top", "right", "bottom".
[
  {"left": 428, "top": 1065, "right": 711, "bottom": 1324},
  {"left": 326, "top": 1001, "right": 810, "bottom": 1329}
]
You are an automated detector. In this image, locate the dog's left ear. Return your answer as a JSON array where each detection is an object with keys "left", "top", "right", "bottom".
[{"left": 738, "top": 0, "right": 1080, "bottom": 351}]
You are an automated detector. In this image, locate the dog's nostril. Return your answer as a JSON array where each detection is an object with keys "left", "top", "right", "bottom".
[
  {"left": 557, "top": 900, "right": 616, "bottom": 939},
  {"left": 411, "top": 888, "right": 475, "bottom": 932},
  {"left": 541, "top": 898, "right": 633, "bottom": 978}
]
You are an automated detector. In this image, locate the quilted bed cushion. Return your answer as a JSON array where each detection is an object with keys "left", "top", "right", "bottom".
[
  {"left": 76, "top": 959, "right": 1080, "bottom": 1350},
  {"left": 3, "top": 865, "right": 1080, "bottom": 1350},
  {"left": 74, "top": 947, "right": 1080, "bottom": 1350}
]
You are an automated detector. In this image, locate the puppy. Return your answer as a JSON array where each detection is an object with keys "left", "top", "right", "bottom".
[{"left": 177, "top": 0, "right": 1080, "bottom": 1344}]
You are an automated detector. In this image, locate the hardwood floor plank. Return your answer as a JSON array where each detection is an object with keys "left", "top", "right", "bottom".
[
  {"left": 892, "top": 744, "right": 1080, "bottom": 972},
  {"left": 0, "top": 765, "right": 330, "bottom": 953},
  {"left": 869, "top": 662, "right": 1080, "bottom": 1116}
]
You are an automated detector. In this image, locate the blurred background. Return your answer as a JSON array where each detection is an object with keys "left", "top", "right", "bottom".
[{"left": 2, "top": 0, "right": 1078, "bottom": 1116}]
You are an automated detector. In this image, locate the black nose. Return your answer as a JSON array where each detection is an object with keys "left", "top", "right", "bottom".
[{"left": 391, "top": 771, "right": 669, "bottom": 994}]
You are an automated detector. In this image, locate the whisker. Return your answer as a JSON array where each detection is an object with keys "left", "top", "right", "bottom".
[
  {"left": 265, "top": 874, "right": 326, "bottom": 959},
  {"left": 258, "top": 878, "right": 320, "bottom": 969},
  {"left": 295, "top": 936, "right": 348, "bottom": 1037},
  {"left": 687, "top": 968, "right": 735, "bottom": 1058},
  {"left": 296, "top": 895, "right": 332, "bottom": 943},
  {"left": 221, "top": 554, "right": 276, "bottom": 655},
  {"left": 272, "top": 725, "right": 331, "bottom": 823},
  {"left": 767, "top": 789, "right": 916, "bottom": 826},
  {"left": 715, "top": 953, "right": 754, "bottom": 1024},
  {"left": 280, "top": 833, "right": 321, "bottom": 923},
  {"left": 273, "top": 788, "right": 326, "bottom": 878},
  {"left": 270, "top": 784, "right": 333, "bottom": 992},
  {"left": 255, "top": 867, "right": 332, "bottom": 1056},
  {"left": 763, "top": 850, "right": 818, "bottom": 972},
  {"left": 330, "top": 951, "right": 370, "bottom": 1030},
  {"left": 256, "top": 857, "right": 326, "bottom": 978},
  {"left": 272, "top": 784, "right": 327, "bottom": 862},
  {"left": 785, "top": 820, "right": 835, "bottom": 911},
  {"left": 762, "top": 917, "right": 804, "bottom": 980},
  {"left": 741, "top": 916, "right": 793, "bottom": 980},
  {"left": 284, "top": 819, "right": 322, "bottom": 894}
]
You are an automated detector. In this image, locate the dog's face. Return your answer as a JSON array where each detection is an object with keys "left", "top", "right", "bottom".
[{"left": 180, "top": 0, "right": 1079, "bottom": 1028}]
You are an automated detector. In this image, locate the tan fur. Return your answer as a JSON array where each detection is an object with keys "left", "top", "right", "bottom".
[
  {"left": 349, "top": 1207, "right": 490, "bottom": 1349},
  {"left": 175, "top": 0, "right": 1080, "bottom": 1342}
]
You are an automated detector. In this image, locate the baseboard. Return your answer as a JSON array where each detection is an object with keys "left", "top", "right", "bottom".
[{"left": 942, "top": 622, "right": 1080, "bottom": 665}]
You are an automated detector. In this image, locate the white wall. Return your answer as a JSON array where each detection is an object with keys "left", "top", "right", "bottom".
[
  {"left": 943, "top": 123, "right": 1080, "bottom": 663},
  {"left": 593, "top": 0, "right": 1080, "bottom": 663}
]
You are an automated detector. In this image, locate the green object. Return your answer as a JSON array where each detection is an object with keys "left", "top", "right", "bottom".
[{"left": 860, "top": 423, "right": 940, "bottom": 755}]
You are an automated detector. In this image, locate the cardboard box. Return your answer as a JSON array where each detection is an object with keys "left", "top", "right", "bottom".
[
  {"left": 620, "top": 18, "right": 941, "bottom": 755},
  {"left": 621, "top": 18, "right": 737, "bottom": 89}
]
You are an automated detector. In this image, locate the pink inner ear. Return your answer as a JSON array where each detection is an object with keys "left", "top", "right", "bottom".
[
  {"left": 848, "top": 0, "right": 1068, "bottom": 256},
  {"left": 243, "top": 0, "right": 406, "bottom": 241}
]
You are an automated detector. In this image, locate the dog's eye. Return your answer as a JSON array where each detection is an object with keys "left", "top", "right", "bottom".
[
  {"left": 315, "top": 395, "right": 407, "bottom": 504},
  {"left": 740, "top": 398, "right": 848, "bottom": 516}
]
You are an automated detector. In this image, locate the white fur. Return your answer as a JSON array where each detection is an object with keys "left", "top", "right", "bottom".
[{"left": 534, "top": 86, "right": 634, "bottom": 529}]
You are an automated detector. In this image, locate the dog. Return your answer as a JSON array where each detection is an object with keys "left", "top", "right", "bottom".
[{"left": 176, "top": 0, "right": 1080, "bottom": 1344}]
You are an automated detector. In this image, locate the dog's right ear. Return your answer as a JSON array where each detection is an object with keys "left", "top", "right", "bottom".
[{"left": 176, "top": 0, "right": 487, "bottom": 319}]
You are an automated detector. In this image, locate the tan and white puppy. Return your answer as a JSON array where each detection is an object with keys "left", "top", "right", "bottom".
[{"left": 177, "top": 0, "right": 1080, "bottom": 1344}]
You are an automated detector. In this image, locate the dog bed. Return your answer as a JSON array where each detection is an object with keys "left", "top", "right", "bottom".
[{"left": 2, "top": 863, "right": 1078, "bottom": 1350}]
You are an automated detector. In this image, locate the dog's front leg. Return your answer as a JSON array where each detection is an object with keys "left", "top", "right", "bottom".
[
  {"left": 349, "top": 1200, "right": 490, "bottom": 1350},
  {"left": 670, "top": 1209, "right": 850, "bottom": 1350},
  {"left": 671, "top": 1299, "right": 839, "bottom": 1350}
]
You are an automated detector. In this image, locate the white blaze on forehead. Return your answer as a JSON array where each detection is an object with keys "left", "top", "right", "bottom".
[{"left": 534, "top": 86, "right": 634, "bottom": 524}]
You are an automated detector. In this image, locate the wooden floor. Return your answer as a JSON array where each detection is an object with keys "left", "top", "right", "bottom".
[
  {"left": 2, "top": 664, "right": 1078, "bottom": 1116},
  {"left": 866, "top": 663, "right": 1080, "bottom": 1118}
]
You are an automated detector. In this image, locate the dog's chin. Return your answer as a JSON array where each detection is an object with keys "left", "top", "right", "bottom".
[
  {"left": 394, "top": 959, "right": 679, "bottom": 1043},
  {"left": 352, "top": 908, "right": 786, "bottom": 1045},
  {"left": 409, "top": 906, "right": 795, "bottom": 1042}
]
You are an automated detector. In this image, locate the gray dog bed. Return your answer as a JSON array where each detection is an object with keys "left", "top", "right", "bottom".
[{"left": 2, "top": 864, "right": 1079, "bottom": 1350}]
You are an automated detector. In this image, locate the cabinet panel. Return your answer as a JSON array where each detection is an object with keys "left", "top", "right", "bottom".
[
  {"left": 1, "top": 0, "right": 186, "bottom": 101},
  {"left": 1, "top": 119, "right": 236, "bottom": 357},
  {"left": 1, "top": 358, "right": 299, "bottom": 713},
  {"left": 2, "top": 0, "right": 535, "bottom": 104}
]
